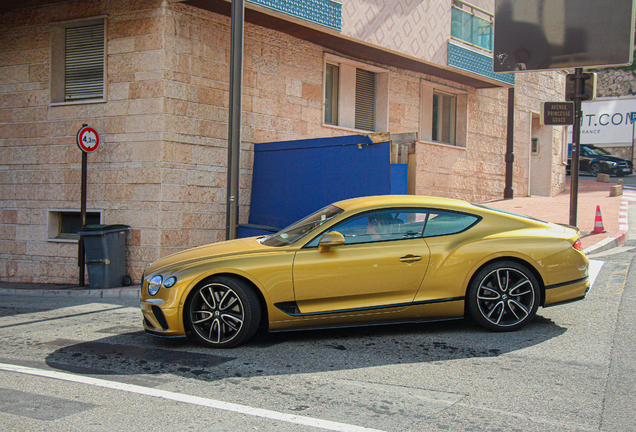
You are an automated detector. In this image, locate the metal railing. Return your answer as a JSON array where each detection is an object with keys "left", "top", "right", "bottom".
[{"left": 451, "top": 0, "right": 493, "bottom": 52}]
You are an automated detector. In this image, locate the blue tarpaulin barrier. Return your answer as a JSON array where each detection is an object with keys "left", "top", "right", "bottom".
[{"left": 239, "top": 135, "right": 407, "bottom": 238}]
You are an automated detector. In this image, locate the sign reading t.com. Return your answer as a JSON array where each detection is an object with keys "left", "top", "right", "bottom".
[{"left": 568, "top": 97, "right": 636, "bottom": 146}]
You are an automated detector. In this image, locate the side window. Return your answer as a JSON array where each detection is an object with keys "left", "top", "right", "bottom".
[
  {"left": 423, "top": 211, "right": 479, "bottom": 237},
  {"left": 421, "top": 80, "right": 467, "bottom": 147},
  {"left": 308, "top": 209, "right": 428, "bottom": 247}
]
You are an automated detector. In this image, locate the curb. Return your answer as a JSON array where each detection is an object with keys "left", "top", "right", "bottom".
[
  {"left": 585, "top": 195, "right": 630, "bottom": 256},
  {"left": 0, "top": 287, "right": 141, "bottom": 299},
  {"left": 584, "top": 230, "right": 628, "bottom": 255}
]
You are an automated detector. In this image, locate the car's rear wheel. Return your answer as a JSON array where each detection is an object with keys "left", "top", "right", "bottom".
[
  {"left": 590, "top": 163, "right": 601, "bottom": 177},
  {"left": 185, "top": 276, "right": 261, "bottom": 348},
  {"left": 468, "top": 261, "right": 540, "bottom": 332}
]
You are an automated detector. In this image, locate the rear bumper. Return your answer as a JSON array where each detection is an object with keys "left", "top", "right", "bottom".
[{"left": 543, "top": 277, "right": 589, "bottom": 306}]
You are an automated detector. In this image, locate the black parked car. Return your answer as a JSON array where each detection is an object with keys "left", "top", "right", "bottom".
[{"left": 567, "top": 144, "right": 633, "bottom": 177}]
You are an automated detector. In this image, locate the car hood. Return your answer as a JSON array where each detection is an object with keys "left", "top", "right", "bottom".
[
  {"left": 593, "top": 155, "right": 629, "bottom": 163},
  {"left": 144, "top": 236, "right": 272, "bottom": 275}
]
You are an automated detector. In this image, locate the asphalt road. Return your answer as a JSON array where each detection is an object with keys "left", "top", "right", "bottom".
[
  {"left": 583, "top": 172, "right": 636, "bottom": 186},
  {"left": 1, "top": 231, "right": 635, "bottom": 431},
  {"left": 613, "top": 173, "right": 636, "bottom": 186}
]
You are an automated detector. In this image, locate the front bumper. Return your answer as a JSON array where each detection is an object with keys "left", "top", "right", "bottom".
[{"left": 141, "top": 301, "right": 185, "bottom": 336}]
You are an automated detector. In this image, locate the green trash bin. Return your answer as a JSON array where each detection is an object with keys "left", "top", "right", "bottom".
[{"left": 78, "top": 224, "right": 130, "bottom": 289}]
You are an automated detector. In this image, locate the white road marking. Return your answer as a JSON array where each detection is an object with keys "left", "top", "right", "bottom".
[
  {"left": 0, "top": 362, "right": 385, "bottom": 432},
  {"left": 588, "top": 260, "right": 604, "bottom": 289}
]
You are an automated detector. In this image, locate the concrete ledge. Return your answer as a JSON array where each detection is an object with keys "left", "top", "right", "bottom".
[
  {"left": 596, "top": 173, "right": 610, "bottom": 183},
  {"left": 610, "top": 184, "right": 623, "bottom": 196}
]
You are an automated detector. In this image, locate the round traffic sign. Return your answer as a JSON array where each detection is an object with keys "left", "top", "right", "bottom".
[{"left": 76, "top": 126, "right": 100, "bottom": 153}]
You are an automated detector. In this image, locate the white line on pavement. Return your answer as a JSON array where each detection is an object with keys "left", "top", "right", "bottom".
[
  {"left": 0, "top": 362, "right": 384, "bottom": 432},
  {"left": 588, "top": 260, "right": 604, "bottom": 289}
]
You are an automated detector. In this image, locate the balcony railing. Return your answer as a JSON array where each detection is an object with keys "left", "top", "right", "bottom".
[{"left": 451, "top": 0, "right": 493, "bottom": 52}]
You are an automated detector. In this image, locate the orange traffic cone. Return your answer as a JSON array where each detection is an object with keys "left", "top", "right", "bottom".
[{"left": 591, "top": 205, "right": 607, "bottom": 234}]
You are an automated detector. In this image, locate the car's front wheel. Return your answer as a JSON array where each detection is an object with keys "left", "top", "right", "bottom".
[
  {"left": 185, "top": 276, "right": 261, "bottom": 348},
  {"left": 468, "top": 261, "right": 540, "bottom": 332}
]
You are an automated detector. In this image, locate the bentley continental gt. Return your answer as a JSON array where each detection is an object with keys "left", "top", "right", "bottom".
[{"left": 140, "top": 195, "right": 589, "bottom": 348}]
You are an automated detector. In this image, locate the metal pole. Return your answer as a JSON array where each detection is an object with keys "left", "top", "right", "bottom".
[
  {"left": 569, "top": 68, "right": 587, "bottom": 227},
  {"left": 504, "top": 87, "right": 515, "bottom": 199},
  {"left": 225, "top": 0, "right": 245, "bottom": 240},
  {"left": 629, "top": 113, "right": 636, "bottom": 167},
  {"left": 79, "top": 148, "right": 87, "bottom": 286}
]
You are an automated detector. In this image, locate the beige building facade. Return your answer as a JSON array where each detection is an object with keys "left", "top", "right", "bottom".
[{"left": 0, "top": 0, "right": 567, "bottom": 285}]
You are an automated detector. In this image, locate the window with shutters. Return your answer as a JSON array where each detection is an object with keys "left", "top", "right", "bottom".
[
  {"left": 51, "top": 18, "right": 106, "bottom": 104},
  {"left": 355, "top": 69, "right": 376, "bottom": 131},
  {"left": 323, "top": 54, "right": 388, "bottom": 132}
]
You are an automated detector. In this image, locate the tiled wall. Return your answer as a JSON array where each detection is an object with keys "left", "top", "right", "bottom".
[{"left": 341, "top": 0, "right": 450, "bottom": 64}]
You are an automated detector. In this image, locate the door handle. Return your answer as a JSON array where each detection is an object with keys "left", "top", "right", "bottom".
[{"left": 399, "top": 255, "right": 422, "bottom": 263}]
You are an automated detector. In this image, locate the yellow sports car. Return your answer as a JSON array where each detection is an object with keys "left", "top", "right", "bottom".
[{"left": 140, "top": 195, "right": 589, "bottom": 348}]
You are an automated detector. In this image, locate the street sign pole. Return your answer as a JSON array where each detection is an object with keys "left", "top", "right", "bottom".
[
  {"left": 76, "top": 124, "right": 99, "bottom": 287},
  {"left": 568, "top": 68, "right": 590, "bottom": 227},
  {"left": 630, "top": 112, "right": 636, "bottom": 163},
  {"left": 79, "top": 150, "right": 87, "bottom": 287}
]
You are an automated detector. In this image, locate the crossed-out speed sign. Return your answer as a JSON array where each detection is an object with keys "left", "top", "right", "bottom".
[{"left": 76, "top": 126, "right": 100, "bottom": 153}]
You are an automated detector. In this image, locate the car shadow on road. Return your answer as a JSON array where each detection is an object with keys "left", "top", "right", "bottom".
[{"left": 44, "top": 313, "right": 566, "bottom": 381}]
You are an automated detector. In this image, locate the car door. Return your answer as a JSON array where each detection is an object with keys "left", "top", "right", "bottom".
[
  {"left": 413, "top": 210, "right": 481, "bottom": 302},
  {"left": 579, "top": 146, "right": 592, "bottom": 172},
  {"left": 292, "top": 208, "right": 431, "bottom": 315}
]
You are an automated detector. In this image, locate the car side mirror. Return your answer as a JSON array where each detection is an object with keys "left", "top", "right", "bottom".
[{"left": 318, "top": 231, "right": 345, "bottom": 253}]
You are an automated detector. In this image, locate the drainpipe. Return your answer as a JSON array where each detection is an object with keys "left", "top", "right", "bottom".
[{"left": 504, "top": 87, "right": 515, "bottom": 199}]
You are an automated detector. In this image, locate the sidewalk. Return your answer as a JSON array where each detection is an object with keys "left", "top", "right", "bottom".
[
  {"left": 486, "top": 177, "right": 630, "bottom": 254},
  {"left": 0, "top": 177, "right": 631, "bottom": 297},
  {"left": 0, "top": 281, "right": 141, "bottom": 298}
]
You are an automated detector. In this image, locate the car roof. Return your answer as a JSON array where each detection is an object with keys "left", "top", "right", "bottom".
[{"left": 332, "top": 195, "right": 477, "bottom": 213}]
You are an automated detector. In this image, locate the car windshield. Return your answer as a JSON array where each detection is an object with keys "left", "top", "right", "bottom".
[
  {"left": 261, "top": 205, "right": 344, "bottom": 247},
  {"left": 585, "top": 146, "right": 611, "bottom": 156}
]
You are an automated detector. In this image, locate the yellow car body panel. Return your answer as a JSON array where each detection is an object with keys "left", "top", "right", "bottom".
[
  {"left": 292, "top": 238, "right": 430, "bottom": 314},
  {"left": 140, "top": 195, "right": 589, "bottom": 346}
]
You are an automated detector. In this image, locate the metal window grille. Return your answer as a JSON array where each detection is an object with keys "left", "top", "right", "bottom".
[
  {"left": 65, "top": 23, "right": 105, "bottom": 101},
  {"left": 355, "top": 68, "right": 376, "bottom": 131}
]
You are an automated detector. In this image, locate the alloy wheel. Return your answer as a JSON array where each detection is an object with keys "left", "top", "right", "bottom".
[
  {"left": 475, "top": 266, "right": 537, "bottom": 328},
  {"left": 189, "top": 282, "right": 245, "bottom": 345}
]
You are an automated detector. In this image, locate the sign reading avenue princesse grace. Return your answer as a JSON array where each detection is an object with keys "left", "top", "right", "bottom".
[{"left": 540, "top": 101, "right": 575, "bottom": 126}]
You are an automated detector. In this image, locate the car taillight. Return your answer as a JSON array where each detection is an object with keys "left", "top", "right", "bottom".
[{"left": 573, "top": 239, "right": 583, "bottom": 251}]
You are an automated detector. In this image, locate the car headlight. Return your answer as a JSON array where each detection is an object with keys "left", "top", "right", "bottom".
[
  {"left": 148, "top": 275, "right": 163, "bottom": 296},
  {"left": 164, "top": 276, "right": 177, "bottom": 288},
  {"left": 607, "top": 161, "right": 617, "bottom": 167}
]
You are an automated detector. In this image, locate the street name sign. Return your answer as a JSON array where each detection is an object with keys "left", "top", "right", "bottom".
[{"left": 540, "top": 102, "right": 574, "bottom": 126}]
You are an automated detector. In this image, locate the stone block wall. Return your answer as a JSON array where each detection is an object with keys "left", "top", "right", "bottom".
[
  {"left": 0, "top": 0, "right": 168, "bottom": 283},
  {"left": 0, "top": 0, "right": 566, "bottom": 284},
  {"left": 515, "top": 71, "right": 568, "bottom": 197}
]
